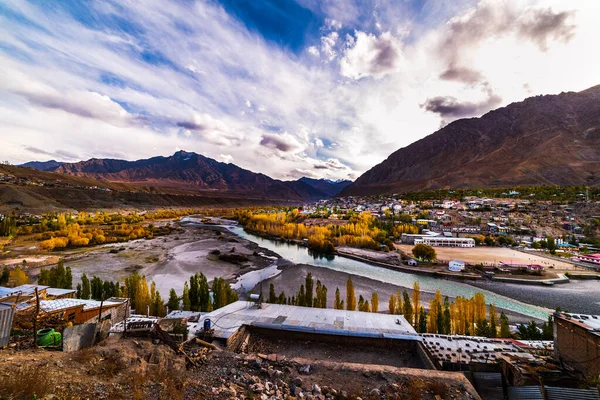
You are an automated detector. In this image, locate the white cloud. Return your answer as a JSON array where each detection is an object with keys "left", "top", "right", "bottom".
[
  {"left": 0, "top": 0, "right": 598, "bottom": 183},
  {"left": 340, "top": 31, "right": 403, "bottom": 80}
]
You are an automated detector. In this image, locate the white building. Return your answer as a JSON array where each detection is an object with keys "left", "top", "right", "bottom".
[
  {"left": 414, "top": 237, "right": 476, "bottom": 248},
  {"left": 448, "top": 260, "right": 466, "bottom": 272}
]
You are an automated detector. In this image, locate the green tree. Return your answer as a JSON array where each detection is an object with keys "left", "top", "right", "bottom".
[
  {"left": 476, "top": 318, "right": 490, "bottom": 337},
  {"left": 80, "top": 273, "right": 91, "bottom": 299},
  {"left": 402, "top": 290, "right": 413, "bottom": 325},
  {"left": 305, "top": 273, "right": 314, "bottom": 308},
  {"left": 412, "top": 244, "right": 437, "bottom": 261},
  {"left": 418, "top": 307, "right": 427, "bottom": 333},
  {"left": 268, "top": 283, "right": 277, "bottom": 304},
  {"left": 182, "top": 281, "right": 191, "bottom": 311},
  {"left": 489, "top": 304, "right": 497, "bottom": 338},
  {"left": 442, "top": 296, "right": 451, "bottom": 334},
  {"left": 334, "top": 287, "right": 344, "bottom": 310},
  {"left": 547, "top": 237, "right": 556, "bottom": 254},
  {"left": 168, "top": 288, "right": 180, "bottom": 311},
  {"left": 0, "top": 267, "right": 9, "bottom": 285}
]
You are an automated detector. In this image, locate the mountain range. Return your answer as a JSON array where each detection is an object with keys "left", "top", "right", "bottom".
[
  {"left": 19, "top": 151, "right": 351, "bottom": 201},
  {"left": 341, "top": 85, "right": 600, "bottom": 196}
]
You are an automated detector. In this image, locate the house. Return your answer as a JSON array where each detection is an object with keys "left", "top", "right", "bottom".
[
  {"left": 415, "top": 237, "right": 475, "bottom": 248},
  {"left": 448, "top": 260, "right": 466, "bottom": 272}
]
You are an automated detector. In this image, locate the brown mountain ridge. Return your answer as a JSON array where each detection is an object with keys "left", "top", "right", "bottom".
[{"left": 341, "top": 85, "right": 600, "bottom": 196}]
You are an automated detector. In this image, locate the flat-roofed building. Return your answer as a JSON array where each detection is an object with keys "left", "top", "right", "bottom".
[{"left": 415, "top": 237, "right": 475, "bottom": 248}]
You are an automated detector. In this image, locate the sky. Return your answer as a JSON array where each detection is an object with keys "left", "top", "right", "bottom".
[{"left": 0, "top": 0, "right": 599, "bottom": 181}]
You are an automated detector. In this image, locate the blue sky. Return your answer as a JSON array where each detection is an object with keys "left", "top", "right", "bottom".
[{"left": 0, "top": 0, "right": 598, "bottom": 180}]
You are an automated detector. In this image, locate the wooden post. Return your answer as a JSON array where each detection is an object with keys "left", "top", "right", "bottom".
[{"left": 32, "top": 287, "right": 39, "bottom": 347}]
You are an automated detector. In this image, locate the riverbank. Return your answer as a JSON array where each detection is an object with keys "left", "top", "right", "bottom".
[{"left": 256, "top": 262, "right": 539, "bottom": 325}]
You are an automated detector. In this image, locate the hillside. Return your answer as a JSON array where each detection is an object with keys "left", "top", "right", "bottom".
[
  {"left": 341, "top": 85, "right": 600, "bottom": 196},
  {"left": 47, "top": 150, "right": 336, "bottom": 201},
  {"left": 19, "top": 160, "right": 63, "bottom": 171}
]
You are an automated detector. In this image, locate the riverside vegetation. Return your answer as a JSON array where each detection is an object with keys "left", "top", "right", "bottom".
[{"left": 236, "top": 209, "right": 418, "bottom": 253}]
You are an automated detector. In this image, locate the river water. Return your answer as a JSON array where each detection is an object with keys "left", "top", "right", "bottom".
[{"left": 227, "top": 226, "right": 551, "bottom": 320}]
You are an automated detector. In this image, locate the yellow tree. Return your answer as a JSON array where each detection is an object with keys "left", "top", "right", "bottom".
[
  {"left": 346, "top": 277, "right": 356, "bottom": 311},
  {"left": 135, "top": 277, "right": 151, "bottom": 315},
  {"left": 427, "top": 290, "right": 443, "bottom": 333},
  {"left": 9, "top": 266, "right": 28, "bottom": 286},
  {"left": 412, "top": 281, "right": 421, "bottom": 327},
  {"left": 388, "top": 294, "right": 396, "bottom": 314},
  {"left": 371, "top": 293, "right": 379, "bottom": 313}
]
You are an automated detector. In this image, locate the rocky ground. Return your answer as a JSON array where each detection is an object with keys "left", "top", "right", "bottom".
[{"left": 0, "top": 337, "right": 479, "bottom": 400}]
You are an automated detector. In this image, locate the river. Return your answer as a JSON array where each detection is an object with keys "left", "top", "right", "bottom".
[{"left": 227, "top": 226, "right": 551, "bottom": 320}]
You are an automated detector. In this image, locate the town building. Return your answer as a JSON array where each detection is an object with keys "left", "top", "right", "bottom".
[
  {"left": 573, "top": 253, "right": 600, "bottom": 266},
  {"left": 554, "top": 312, "right": 600, "bottom": 379},
  {"left": 448, "top": 260, "right": 466, "bottom": 272},
  {"left": 415, "top": 237, "right": 475, "bottom": 248}
]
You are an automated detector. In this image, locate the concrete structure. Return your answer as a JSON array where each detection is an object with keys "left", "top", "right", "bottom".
[
  {"left": 499, "top": 262, "right": 545, "bottom": 272},
  {"left": 554, "top": 313, "right": 600, "bottom": 379},
  {"left": 415, "top": 236, "right": 475, "bottom": 248},
  {"left": 448, "top": 260, "right": 466, "bottom": 272},
  {"left": 399, "top": 231, "right": 440, "bottom": 244},
  {"left": 195, "top": 301, "right": 420, "bottom": 344}
]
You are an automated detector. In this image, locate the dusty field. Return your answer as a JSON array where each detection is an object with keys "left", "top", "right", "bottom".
[
  {"left": 0, "top": 255, "right": 59, "bottom": 267},
  {"left": 25, "top": 224, "right": 276, "bottom": 298},
  {"left": 396, "top": 245, "right": 575, "bottom": 270}
]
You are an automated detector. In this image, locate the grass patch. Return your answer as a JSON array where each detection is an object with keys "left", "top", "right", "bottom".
[{"left": 0, "top": 365, "right": 52, "bottom": 399}]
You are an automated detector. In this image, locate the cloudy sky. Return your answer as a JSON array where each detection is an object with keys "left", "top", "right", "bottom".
[{"left": 1, "top": 0, "right": 599, "bottom": 181}]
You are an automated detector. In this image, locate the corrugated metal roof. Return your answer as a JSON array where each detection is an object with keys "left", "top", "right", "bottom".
[
  {"left": 473, "top": 372, "right": 504, "bottom": 400},
  {"left": 0, "top": 284, "right": 49, "bottom": 298},
  {"left": 45, "top": 288, "right": 77, "bottom": 297},
  {"left": 196, "top": 301, "right": 419, "bottom": 341},
  {"left": 422, "top": 334, "right": 534, "bottom": 365},
  {"left": 507, "top": 386, "right": 543, "bottom": 400},
  {"left": 545, "top": 386, "right": 600, "bottom": 400},
  {"left": 40, "top": 299, "right": 122, "bottom": 313}
]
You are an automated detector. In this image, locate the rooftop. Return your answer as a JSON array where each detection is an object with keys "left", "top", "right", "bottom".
[
  {"left": 555, "top": 312, "right": 600, "bottom": 336},
  {"left": 45, "top": 288, "right": 77, "bottom": 297},
  {"left": 198, "top": 301, "right": 420, "bottom": 341},
  {"left": 421, "top": 334, "right": 535, "bottom": 365},
  {"left": 0, "top": 284, "right": 49, "bottom": 298},
  {"left": 39, "top": 298, "right": 124, "bottom": 313}
]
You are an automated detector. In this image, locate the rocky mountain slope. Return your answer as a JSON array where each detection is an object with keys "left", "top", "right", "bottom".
[
  {"left": 22, "top": 151, "right": 343, "bottom": 201},
  {"left": 341, "top": 85, "right": 600, "bottom": 196}
]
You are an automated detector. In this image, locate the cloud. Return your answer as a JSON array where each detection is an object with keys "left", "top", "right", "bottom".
[
  {"left": 320, "top": 31, "right": 339, "bottom": 61},
  {"left": 340, "top": 31, "right": 402, "bottom": 79},
  {"left": 439, "top": 66, "right": 483, "bottom": 84},
  {"left": 517, "top": 8, "right": 576, "bottom": 51},
  {"left": 176, "top": 114, "right": 241, "bottom": 146},
  {"left": 314, "top": 158, "right": 351, "bottom": 171},
  {"left": 259, "top": 133, "right": 304, "bottom": 153},
  {"left": 23, "top": 146, "right": 78, "bottom": 161},
  {"left": 217, "top": 154, "right": 234, "bottom": 163},
  {"left": 422, "top": 90, "right": 502, "bottom": 120}
]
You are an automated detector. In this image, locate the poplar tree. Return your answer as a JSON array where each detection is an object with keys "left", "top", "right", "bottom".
[
  {"left": 346, "top": 277, "right": 356, "bottom": 311},
  {"left": 403, "top": 290, "right": 413, "bottom": 325},
  {"left": 182, "top": 281, "right": 191, "bottom": 311},
  {"left": 412, "top": 281, "right": 421, "bottom": 327},
  {"left": 500, "top": 312, "right": 510, "bottom": 338},
  {"left": 388, "top": 294, "right": 396, "bottom": 314},
  {"left": 489, "top": 304, "right": 497, "bottom": 338},
  {"left": 371, "top": 292, "right": 379, "bottom": 313},
  {"left": 168, "top": 288, "right": 180, "bottom": 311}
]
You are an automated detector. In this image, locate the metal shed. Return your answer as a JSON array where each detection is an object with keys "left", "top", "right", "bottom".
[{"left": 0, "top": 304, "right": 15, "bottom": 347}]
